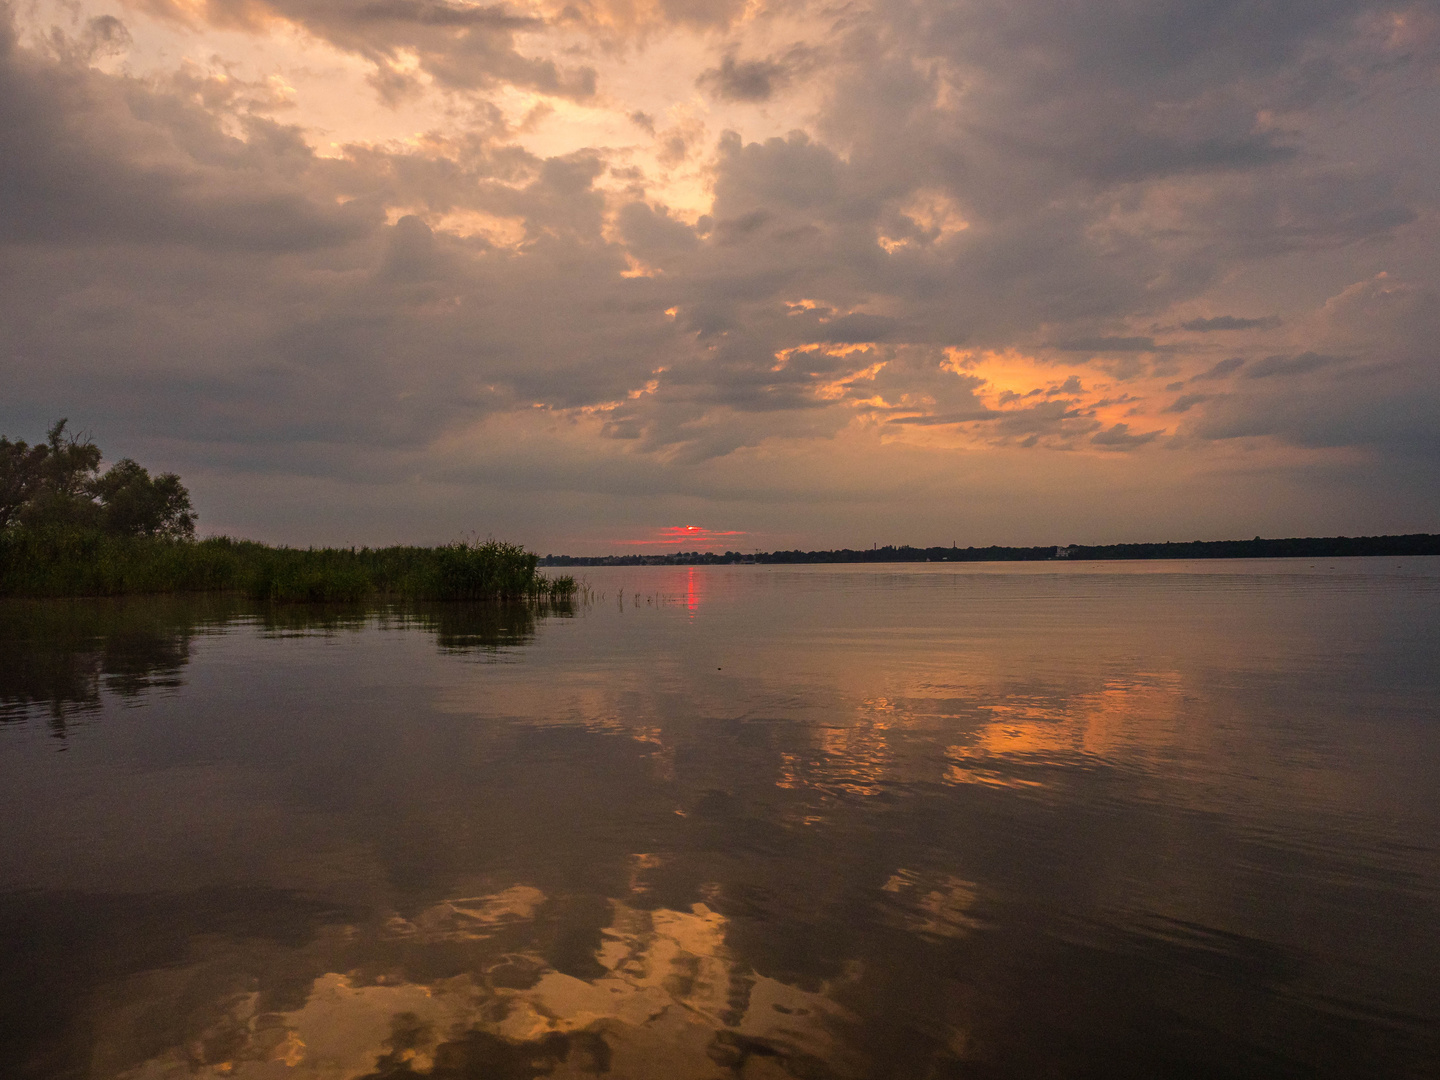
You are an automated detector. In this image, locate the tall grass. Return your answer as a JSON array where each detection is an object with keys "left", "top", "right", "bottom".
[{"left": 0, "top": 530, "right": 578, "bottom": 603}]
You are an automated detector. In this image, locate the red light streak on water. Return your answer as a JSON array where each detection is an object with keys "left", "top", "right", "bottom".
[{"left": 685, "top": 567, "right": 703, "bottom": 615}]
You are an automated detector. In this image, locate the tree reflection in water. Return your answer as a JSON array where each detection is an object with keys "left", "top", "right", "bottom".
[
  {"left": 0, "top": 598, "right": 571, "bottom": 738},
  {"left": 1, "top": 567, "right": 1437, "bottom": 1080},
  {"left": 0, "top": 598, "right": 211, "bottom": 737}
]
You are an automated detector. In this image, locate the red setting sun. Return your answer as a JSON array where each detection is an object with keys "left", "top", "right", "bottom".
[{"left": 616, "top": 526, "right": 748, "bottom": 550}]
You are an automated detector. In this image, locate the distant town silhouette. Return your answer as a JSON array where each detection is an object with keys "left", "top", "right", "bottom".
[{"left": 542, "top": 534, "right": 1440, "bottom": 566}]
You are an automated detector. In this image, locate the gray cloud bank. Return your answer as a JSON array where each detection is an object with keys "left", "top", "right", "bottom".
[{"left": 2, "top": 0, "right": 1439, "bottom": 547}]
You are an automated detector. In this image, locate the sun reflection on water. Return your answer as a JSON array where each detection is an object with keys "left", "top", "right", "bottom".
[{"left": 7, "top": 563, "right": 1438, "bottom": 1079}]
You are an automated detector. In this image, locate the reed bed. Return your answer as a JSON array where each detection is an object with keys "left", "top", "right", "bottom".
[{"left": 0, "top": 531, "right": 578, "bottom": 603}]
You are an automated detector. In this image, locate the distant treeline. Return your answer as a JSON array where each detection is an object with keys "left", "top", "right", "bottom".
[
  {"left": 1, "top": 421, "right": 575, "bottom": 602},
  {"left": 541, "top": 534, "right": 1440, "bottom": 567}
]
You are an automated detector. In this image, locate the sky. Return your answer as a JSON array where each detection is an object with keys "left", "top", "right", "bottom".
[{"left": 2, "top": 0, "right": 1438, "bottom": 552}]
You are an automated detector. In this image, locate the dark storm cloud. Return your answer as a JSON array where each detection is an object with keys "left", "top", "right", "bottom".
[
  {"left": 655, "top": 0, "right": 748, "bottom": 30},
  {"left": 1162, "top": 393, "right": 1211, "bottom": 414},
  {"left": 1181, "top": 315, "right": 1282, "bottom": 332},
  {"left": 986, "top": 400, "right": 1097, "bottom": 441},
  {"left": 611, "top": 0, "right": 1434, "bottom": 461},
  {"left": 1243, "top": 352, "right": 1343, "bottom": 379},
  {"left": 0, "top": 7, "right": 678, "bottom": 466},
  {"left": 909, "top": 0, "right": 1402, "bottom": 107},
  {"left": 696, "top": 45, "right": 819, "bottom": 103},
  {"left": 819, "top": 313, "right": 899, "bottom": 344},
  {"left": 819, "top": 0, "right": 1426, "bottom": 267},
  {"left": 710, "top": 131, "right": 842, "bottom": 214},
  {"left": 1191, "top": 357, "right": 1246, "bottom": 380},
  {"left": 712, "top": 209, "right": 773, "bottom": 244},
  {"left": 1186, "top": 280, "right": 1440, "bottom": 461},
  {"left": 634, "top": 0, "right": 1438, "bottom": 471},
  {"left": 142, "top": 0, "right": 595, "bottom": 98},
  {"left": 78, "top": 14, "right": 131, "bottom": 57},
  {"left": 615, "top": 201, "right": 699, "bottom": 256},
  {"left": 887, "top": 411, "right": 996, "bottom": 425},
  {"left": 1091, "top": 423, "right": 1161, "bottom": 449},
  {"left": 1053, "top": 337, "right": 1159, "bottom": 353},
  {"left": 1020, "top": 128, "right": 1300, "bottom": 185},
  {"left": 1195, "top": 376, "right": 1440, "bottom": 457},
  {"left": 0, "top": 20, "right": 369, "bottom": 250},
  {"left": 350, "top": 0, "right": 540, "bottom": 29},
  {"left": 1178, "top": 170, "right": 1418, "bottom": 259},
  {"left": 698, "top": 54, "right": 788, "bottom": 102},
  {"left": 3, "top": 0, "right": 1439, "bottom": 541}
]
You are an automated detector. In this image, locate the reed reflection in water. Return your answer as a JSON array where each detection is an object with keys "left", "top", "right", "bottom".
[{"left": 0, "top": 560, "right": 1437, "bottom": 1079}]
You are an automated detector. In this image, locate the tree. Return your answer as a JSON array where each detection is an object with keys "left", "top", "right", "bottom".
[
  {"left": 0, "top": 420, "right": 197, "bottom": 538},
  {"left": 90, "top": 458, "right": 197, "bottom": 539},
  {"left": 0, "top": 433, "right": 48, "bottom": 529},
  {"left": 17, "top": 420, "right": 104, "bottom": 531}
]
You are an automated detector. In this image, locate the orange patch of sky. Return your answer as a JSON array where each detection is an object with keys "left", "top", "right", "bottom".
[
  {"left": 46, "top": 0, "right": 833, "bottom": 223},
  {"left": 771, "top": 344, "right": 1178, "bottom": 441},
  {"left": 34, "top": 0, "right": 1264, "bottom": 459}
]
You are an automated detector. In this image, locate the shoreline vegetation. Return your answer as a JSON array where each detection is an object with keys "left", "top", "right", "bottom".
[
  {"left": 1, "top": 421, "right": 575, "bottom": 602},
  {"left": 6, "top": 422, "right": 1436, "bottom": 597},
  {"left": 0, "top": 531, "right": 580, "bottom": 602},
  {"left": 542, "top": 533, "right": 1440, "bottom": 567}
]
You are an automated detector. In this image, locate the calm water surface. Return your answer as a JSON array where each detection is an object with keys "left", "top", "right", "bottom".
[{"left": 2, "top": 560, "right": 1438, "bottom": 1079}]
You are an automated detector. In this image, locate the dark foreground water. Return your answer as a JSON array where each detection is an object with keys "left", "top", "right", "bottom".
[{"left": 2, "top": 560, "right": 1439, "bottom": 1080}]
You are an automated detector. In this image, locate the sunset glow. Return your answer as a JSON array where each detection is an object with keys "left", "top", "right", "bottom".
[
  {"left": 616, "top": 526, "right": 748, "bottom": 550},
  {"left": 1, "top": 0, "right": 1436, "bottom": 548}
]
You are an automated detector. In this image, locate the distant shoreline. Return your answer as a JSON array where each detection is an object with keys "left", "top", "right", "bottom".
[{"left": 541, "top": 534, "right": 1440, "bottom": 567}]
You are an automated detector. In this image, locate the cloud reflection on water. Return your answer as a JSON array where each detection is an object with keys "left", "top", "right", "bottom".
[
  {"left": 113, "top": 882, "right": 861, "bottom": 1080},
  {"left": 1, "top": 563, "right": 1438, "bottom": 1077},
  {"left": 0, "top": 599, "right": 571, "bottom": 731}
]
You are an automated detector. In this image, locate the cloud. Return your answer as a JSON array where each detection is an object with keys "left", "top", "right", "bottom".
[
  {"left": 697, "top": 54, "right": 788, "bottom": 102},
  {"left": 78, "top": 14, "right": 131, "bottom": 59},
  {"left": 1161, "top": 393, "right": 1209, "bottom": 414},
  {"left": 1181, "top": 315, "right": 1282, "bottom": 331},
  {"left": 135, "top": 0, "right": 596, "bottom": 99},
  {"left": 818, "top": 313, "right": 899, "bottom": 344},
  {"left": 1044, "top": 130, "right": 1300, "bottom": 185},
  {"left": 349, "top": 1, "right": 540, "bottom": 29},
  {"left": 0, "top": 29, "right": 369, "bottom": 253},
  {"left": 696, "top": 45, "right": 819, "bottom": 103},
  {"left": 1189, "top": 278, "right": 1440, "bottom": 464},
  {"left": 1191, "top": 357, "right": 1246, "bottom": 381},
  {"left": 1053, "top": 375, "right": 1083, "bottom": 395},
  {"left": 1091, "top": 423, "right": 1161, "bottom": 449},
  {"left": 1243, "top": 352, "right": 1343, "bottom": 379},
  {"left": 2, "top": 0, "right": 1439, "bottom": 545},
  {"left": 1053, "top": 337, "right": 1158, "bottom": 353}
]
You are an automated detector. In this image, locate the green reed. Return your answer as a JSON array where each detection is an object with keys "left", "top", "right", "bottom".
[{"left": 0, "top": 530, "right": 578, "bottom": 603}]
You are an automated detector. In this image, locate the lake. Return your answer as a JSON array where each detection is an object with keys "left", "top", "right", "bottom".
[{"left": 2, "top": 559, "right": 1438, "bottom": 1079}]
